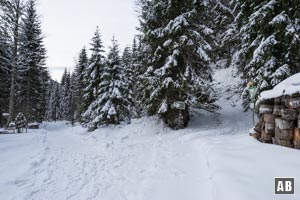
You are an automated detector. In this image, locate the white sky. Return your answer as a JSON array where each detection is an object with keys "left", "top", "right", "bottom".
[{"left": 38, "top": 0, "right": 139, "bottom": 81}]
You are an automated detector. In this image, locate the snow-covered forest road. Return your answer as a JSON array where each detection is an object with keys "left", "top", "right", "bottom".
[
  {"left": 1, "top": 67, "right": 300, "bottom": 200},
  {"left": 1, "top": 104, "right": 300, "bottom": 200}
]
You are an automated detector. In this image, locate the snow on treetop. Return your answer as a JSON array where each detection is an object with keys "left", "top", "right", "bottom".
[
  {"left": 260, "top": 73, "right": 300, "bottom": 100},
  {"left": 2, "top": 113, "right": 9, "bottom": 117}
]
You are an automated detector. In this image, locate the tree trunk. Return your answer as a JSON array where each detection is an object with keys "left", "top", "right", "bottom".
[
  {"left": 26, "top": 67, "right": 31, "bottom": 121},
  {"left": 7, "top": 0, "right": 22, "bottom": 126}
]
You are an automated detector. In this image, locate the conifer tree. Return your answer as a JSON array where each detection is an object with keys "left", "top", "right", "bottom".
[
  {"left": 60, "top": 69, "right": 72, "bottom": 121},
  {"left": 82, "top": 27, "right": 105, "bottom": 117},
  {"left": 69, "top": 72, "right": 77, "bottom": 123},
  {"left": 121, "top": 46, "right": 136, "bottom": 117},
  {"left": 213, "top": 0, "right": 240, "bottom": 65},
  {"left": 131, "top": 36, "right": 149, "bottom": 117},
  {"left": 0, "top": 0, "right": 25, "bottom": 123},
  {"left": 138, "top": 0, "right": 217, "bottom": 129},
  {"left": 74, "top": 47, "right": 88, "bottom": 121},
  {"left": 84, "top": 38, "right": 131, "bottom": 129},
  {"left": 46, "top": 81, "right": 61, "bottom": 122},
  {"left": 236, "top": 0, "right": 300, "bottom": 108},
  {"left": 0, "top": 24, "right": 11, "bottom": 126},
  {"left": 18, "top": 0, "right": 47, "bottom": 122}
]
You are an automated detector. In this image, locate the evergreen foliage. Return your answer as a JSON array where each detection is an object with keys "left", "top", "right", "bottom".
[
  {"left": 0, "top": 24, "right": 11, "bottom": 126},
  {"left": 83, "top": 38, "right": 132, "bottom": 129},
  {"left": 18, "top": 0, "right": 47, "bottom": 122},
  {"left": 15, "top": 112, "right": 27, "bottom": 133},
  {"left": 138, "top": 0, "right": 217, "bottom": 129},
  {"left": 235, "top": 0, "right": 300, "bottom": 108},
  {"left": 46, "top": 81, "right": 61, "bottom": 122},
  {"left": 60, "top": 69, "right": 73, "bottom": 121},
  {"left": 73, "top": 47, "right": 88, "bottom": 121},
  {"left": 82, "top": 27, "right": 105, "bottom": 117},
  {"left": 1, "top": 0, "right": 299, "bottom": 131}
]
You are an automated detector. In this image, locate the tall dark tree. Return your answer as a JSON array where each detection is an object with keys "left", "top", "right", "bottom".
[
  {"left": 83, "top": 38, "right": 131, "bottom": 129},
  {"left": 0, "top": 0, "right": 25, "bottom": 123},
  {"left": 213, "top": 0, "right": 240, "bottom": 66},
  {"left": 0, "top": 23, "right": 11, "bottom": 126},
  {"left": 18, "top": 0, "right": 47, "bottom": 122},
  {"left": 46, "top": 81, "right": 61, "bottom": 122},
  {"left": 60, "top": 69, "right": 72, "bottom": 121},
  {"left": 121, "top": 46, "right": 136, "bottom": 117},
  {"left": 82, "top": 27, "right": 105, "bottom": 119},
  {"left": 138, "top": 0, "right": 217, "bottom": 129},
  {"left": 235, "top": 0, "right": 300, "bottom": 108},
  {"left": 73, "top": 47, "right": 88, "bottom": 121}
]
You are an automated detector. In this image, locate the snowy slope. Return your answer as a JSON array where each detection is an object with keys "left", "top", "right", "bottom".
[{"left": 0, "top": 68, "right": 299, "bottom": 200}]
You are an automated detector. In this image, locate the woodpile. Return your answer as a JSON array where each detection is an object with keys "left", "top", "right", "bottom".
[{"left": 254, "top": 94, "right": 300, "bottom": 149}]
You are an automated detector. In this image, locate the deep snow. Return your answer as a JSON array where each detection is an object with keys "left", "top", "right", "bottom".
[
  {"left": 0, "top": 68, "right": 299, "bottom": 200},
  {"left": 260, "top": 72, "right": 300, "bottom": 99}
]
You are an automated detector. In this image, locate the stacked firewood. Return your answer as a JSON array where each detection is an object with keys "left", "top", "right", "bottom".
[{"left": 254, "top": 94, "right": 300, "bottom": 149}]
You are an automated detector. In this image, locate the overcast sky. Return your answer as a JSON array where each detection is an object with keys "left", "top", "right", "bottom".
[{"left": 38, "top": 0, "right": 139, "bottom": 81}]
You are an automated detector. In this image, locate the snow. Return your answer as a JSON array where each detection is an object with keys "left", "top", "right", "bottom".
[
  {"left": 158, "top": 99, "right": 168, "bottom": 113},
  {"left": 260, "top": 72, "right": 300, "bottom": 99},
  {"left": 252, "top": 35, "right": 277, "bottom": 64},
  {"left": 28, "top": 122, "right": 40, "bottom": 126},
  {"left": 1, "top": 67, "right": 300, "bottom": 200},
  {"left": 270, "top": 12, "right": 288, "bottom": 25},
  {"left": 108, "top": 106, "right": 116, "bottom": 115},
  {"left": 163, "top": 39, "right": 172, "bottom": 47},
  {"left": 2, "top": 113, "right": 9, "bottom": 117},
  {"left": 197, "top": 46, "right": 210, "bottom": 61}
]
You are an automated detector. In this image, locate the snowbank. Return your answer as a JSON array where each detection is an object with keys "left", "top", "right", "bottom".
[{"left": 260, "top": 73, "right": 300, "bottom": 99}]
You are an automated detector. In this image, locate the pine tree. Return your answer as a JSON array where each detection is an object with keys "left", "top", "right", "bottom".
[
  {"left": 0, "top": 0, "right": 25, "bottom": 123},
  {"left": 84, "top": 37, "right": 131, "bottom": 129},
  {"left": 46, "top": 81, "right": 60, "bottom": 122},
  {"left": 138, "top": 0, "right": 217, "bottom": 129},
  {"left": 73, "top": 47, "right": 88, "bottom": 121},
  {"left": 213, "top": 0, "right": 240, "bottom": 66},
  {"left": 18, "top": 0, "right": 47, "bottom": 122},
  {"left": 236, "top": 0, "right": 300, "bottom": 108},
  {"left": 131, "top": 36, "right": 149, "bottom": 117},
  {"left": 15, "top": 112, "right": 27, "bottom": 133},
  {"left": 39, "top": 69, "right": 51, "bottom": 121},
  {"left": 121, "top": 46, "right": 136, "bottom": 117},
  {"left": 82, "top": 27, "right": 105, "bottom": 119},
  {"left": 69, "top": 72, "right": 77, "bottom": 124},
  {"left": 60, "top": 69, "right": 72, "bottom": 121},
  {"left": 0, "top": 23, "right": 11, "bottom": 126}
]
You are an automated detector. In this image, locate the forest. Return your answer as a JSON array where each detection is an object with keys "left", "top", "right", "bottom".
[{"left": 0, "top": 0, "right": 299, "bottom": 130}]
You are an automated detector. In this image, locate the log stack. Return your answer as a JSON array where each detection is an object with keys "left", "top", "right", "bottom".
[{"left": 254, "top": 94, "right": 300, "bottom": 149}]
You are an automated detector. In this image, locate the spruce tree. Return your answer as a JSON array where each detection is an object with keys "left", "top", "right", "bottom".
[
  {"left": 236, "top": 0, "right": 300, "bottom": 108},
  {"left": 131, "top": 36, "right": 149, "bottom": 117},
  {"left": 39, "top": 69, "right": 51, "bottom": 121},
  {"left": 0, "top": 0, "right": 25, "bottom": 123},
  {"left": 82, "top": 27, "right": 105, "bottom": 118},
  {"left": 74, "top": 47, "right": 88, "bottom": 121},
  {"left": 138, "top": 0, "right": 217, "bottom": 129},
  {"left": 46, "top": 81, "right": 61, "bottom": 122},
  {"left": 121, "top": 46, "right": 136, "bottom": 117},
  {"left": 69, "top": 72, "right": 77, "bottom": 124},
  {"left": 18, "top": 0, "right": 47, "bottom": 122},
  {"left": 84, "top": 38, "right": 131, "bottom": 129},
  {"left": 60, "top": 69, "right": 72, "bottom": 121},
  {"left": 0, "top": 24, "right": 11, "bottom": 126},
  {"left": 213, "top": 0, "right": 240, "bottom": 66}
]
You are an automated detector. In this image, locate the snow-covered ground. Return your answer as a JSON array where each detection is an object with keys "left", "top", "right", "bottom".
[{"left": 0, "top": 67, "right": 299, "bottom": 200}]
